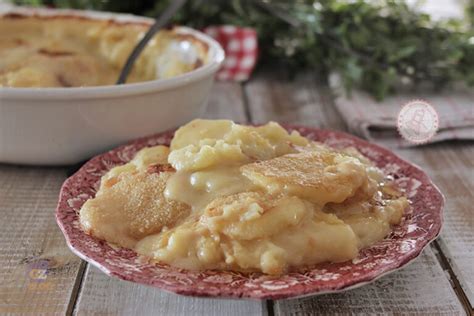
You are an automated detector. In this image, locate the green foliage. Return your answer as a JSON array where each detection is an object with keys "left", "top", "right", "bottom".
[{"left": 12, "top": 0, "right": 474, "bottom": 100}]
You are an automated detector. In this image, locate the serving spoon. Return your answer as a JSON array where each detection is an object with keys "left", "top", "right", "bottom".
[{"left": 116, "top": 0, "right": 187, "bottom": 85}]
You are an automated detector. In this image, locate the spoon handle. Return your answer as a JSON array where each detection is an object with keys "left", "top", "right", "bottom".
[{"left": 116, "top": 0, "right": 187, "bottom": 85}]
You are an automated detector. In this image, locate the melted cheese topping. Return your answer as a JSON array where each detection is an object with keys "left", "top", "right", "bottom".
[
  {"left": 80, "top": 120, "right": 408, "bottom": 275},
  {"left": 0, "top": 15, "right": 207, "bottom": 87}
]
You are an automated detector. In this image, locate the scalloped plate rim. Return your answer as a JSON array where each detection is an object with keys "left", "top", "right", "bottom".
[{"left": 57, "top": 219, "right": 440, "bottom": 301}]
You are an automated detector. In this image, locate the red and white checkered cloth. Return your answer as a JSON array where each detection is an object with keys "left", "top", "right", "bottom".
[{"left": 203, "top": 25, "right": 258, "bottom": 82}]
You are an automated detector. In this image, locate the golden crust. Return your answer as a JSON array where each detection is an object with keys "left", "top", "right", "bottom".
[
  {"left": 241, "top": 151, "right": 367, "bottom": 204},
  {"left": 80, "top": 170, "right": 190, "bottom": 248},
  {"left": 0, "top": 14, "right": 208, "bottom": 87}
]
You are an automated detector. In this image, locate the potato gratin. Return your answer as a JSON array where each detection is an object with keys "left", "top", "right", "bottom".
[
  {"left": 0, "top": 14, "right": 208, "bottom": 87},
  {"left": 80, "top": 120, "right": 408, "bottom": 275}
]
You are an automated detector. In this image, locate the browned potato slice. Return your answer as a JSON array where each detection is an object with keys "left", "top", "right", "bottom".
[
  {"left": 200, "top": 192, "right": 310, "bottom": 240},
  {"left": 241, "top": 151, "right": 368, "bottom": 204},
  {"left": 99, "top": 145, "right": 170, "bottom": 190},
  {"left": 80, "top": 169, "right": 190, "bottom": 248}
]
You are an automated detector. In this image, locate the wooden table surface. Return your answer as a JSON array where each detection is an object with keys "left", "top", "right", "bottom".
[{"left": 0, "top": 71, "right": 472, "bottom": 315}]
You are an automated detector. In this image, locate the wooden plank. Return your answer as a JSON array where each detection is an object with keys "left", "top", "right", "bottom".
[
  {"left": 75, "top": 265, "right": 266, "bottom": 316},
  {"left": 244, "top": 71, "right": 347, "bottom": 130},
  {"left": 244, "top": 71, "right": 467, "bottom": 315},
  {"left": 202, "top": 81, "right": 247, "bottom": 121},
  {"left": 393, "top": 144, "right": 474, "bottom": 308},
  {"left": 275, "top": 248, "right": 466, "bottom": 316},
  {"left": 73, "top": 82, "right": 267, "bottom": 315},
  {"left": 0, "top": 166, "right": 84, "bottom": 315}
]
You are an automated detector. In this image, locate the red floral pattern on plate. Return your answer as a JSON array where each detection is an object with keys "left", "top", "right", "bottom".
[{"left": 56, "top": 126, "right": 444, "bottom": 299}]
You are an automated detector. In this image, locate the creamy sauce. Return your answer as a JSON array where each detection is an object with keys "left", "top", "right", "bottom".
[
  {"left": 165, "top": 167, "right": 257, "bottom": 211},
  {"left": 80, "top": 120, "right": 408, "bottom": 275}
]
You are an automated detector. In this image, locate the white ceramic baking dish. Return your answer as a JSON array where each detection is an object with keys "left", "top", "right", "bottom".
[{"left": 0, "top": 5, "right": 224, "bottom": 165}]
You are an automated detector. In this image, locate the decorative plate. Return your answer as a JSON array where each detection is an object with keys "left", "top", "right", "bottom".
[{"left": 56, "top": 126, "right": 444, "bottom": 299}]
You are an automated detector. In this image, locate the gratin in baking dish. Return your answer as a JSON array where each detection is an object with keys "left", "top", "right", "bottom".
[{"left": 0, "top": 5, "right": 224, "bottom": 165}]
